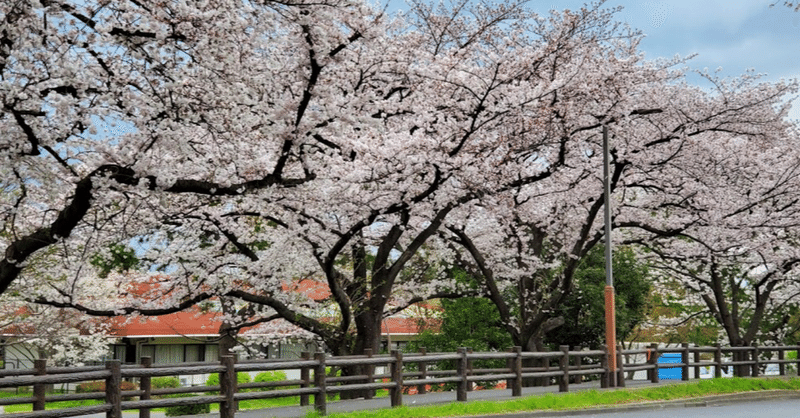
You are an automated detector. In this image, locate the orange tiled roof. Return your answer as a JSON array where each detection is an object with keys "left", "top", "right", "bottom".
[
  {"left": 108, "top": 309, "right": 223, "bottom": 337},
  {"left": 6, "top": 276, "right": 439, "bottom": 338}
]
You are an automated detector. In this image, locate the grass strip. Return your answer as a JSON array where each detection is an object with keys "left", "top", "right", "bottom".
[{"left": 310, "top": 378, "right": 800, "bottom": 418}]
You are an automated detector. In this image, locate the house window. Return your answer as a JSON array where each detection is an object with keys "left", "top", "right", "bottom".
[
  {"left": 205, "top": 344, "right": 219, "bottom": 362},
  {"left": 156, "top": 345, "right": 184, "bottom": 364},
  {"left": 184, "top": 344, "right": 203, "bottom": 362},
  {"left": 111, "top": 345, "right": 126, "bottom": 361},
  {"left": 141, "top": 345, "right": 155, "bottom": 361},
  {"left": 141, "top": 344, "right": 219, "bottom": 364}
]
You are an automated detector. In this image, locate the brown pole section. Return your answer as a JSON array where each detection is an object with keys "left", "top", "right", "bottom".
[{"left": 605, "top": 285, "right": 617, "bottom": 387}]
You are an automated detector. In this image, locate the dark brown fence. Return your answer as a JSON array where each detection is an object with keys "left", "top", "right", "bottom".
[{"left": 1, "top": 343, "right": 798, "bottom": 418}]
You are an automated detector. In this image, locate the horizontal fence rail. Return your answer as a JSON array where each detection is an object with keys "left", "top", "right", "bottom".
[{"left": 1, "top": 343, "right": 799, "bottom": 417}]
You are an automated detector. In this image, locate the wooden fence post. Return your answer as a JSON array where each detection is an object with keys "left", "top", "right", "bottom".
[
  {"left": 390, "top": 350, "right": 403, "bottom": 407},
  {"left": 715, "top": 343, "right": 723, "bottom": 378},
  {"left": 457, "top": 348, "right": 468, "bottom": 402},
  {"left": 418, "top": 347, "right": 428, "bottom": 395},
  {"left": 364, "top": 349, "right": 374, "bottom": 400},
  {"left": 694, "top": 348, "right": 701, "bottom": 380},
  {"left": 511, "top": 346, "right": 522, "bottom": 397},
  {"left": 33, "top": 359, "right": 46, "bottom": 412},
  {"left": 681, "top": 343, "right": 689, "bottom": 381},
  {"left": 601, "top": 345, "right": 610, "bottom": 388},
  {"left": 314, "top": 352, "right": 327, "bottom": 416},
  {"left": 466, "top": 348, "right": 474, "bottom": 392},
  {"left": 616, "top": 344, "right": 625, "bottom": 388},
  {"left": 779, "top": 348, "right": 786, "bottom": 376},
  {"left": 648, "top": 343, "right": 659, "bottom": 384},
  {"left": 796, "top": 342, "right": 800, "bottom": 376},
  {"left": 752, "top": 343, "right": 760, "bottom": 377},
  {"left": 572, "top": 346, "right": 582, "bottom": 384},
  {"left": 106, "top": 360, "right": 122, "bottom": 418},
  {"left": 505, "top": 348, "right": 512, "bottom": 391},
  {"left": 300, "top": 352, "right": 310, "bottom": 407},
  {"left": 139, "top": 357, "right": 152, "bottom": 418},
  {"left": 220, "top": 355, "right": 237, "bottom": 418},
  {"left": 540, "top": 349, "right": 550, "bottom": 387},
  {"left": 558, "top": 345, "right": 569, "bottom": 393}
]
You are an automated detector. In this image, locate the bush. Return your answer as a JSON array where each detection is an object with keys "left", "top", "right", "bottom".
[
  {"left": 76, "top": 381, "right": 105, "bottom": 393},
  {"left": 76, "top": 381, "right": 138, "bottom": 393},
  {"left": 205, "top": 372, "right": 251, "bottom": 392},
  {"left": 76, "top": 381, "right": 138, "bottom": 400},
  {"left": 254, "top": 371, "right": 288, "bottom": 390},
  {"left": 164, "top": 394, "right": 211, "bottom": 417},
  {"left": 152, "top": 376, "right": 181, "bottom": 390}
]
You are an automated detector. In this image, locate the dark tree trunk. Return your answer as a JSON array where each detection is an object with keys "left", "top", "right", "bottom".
[{"left": 337, "top": 310, "right": 383, "bottom": 399}]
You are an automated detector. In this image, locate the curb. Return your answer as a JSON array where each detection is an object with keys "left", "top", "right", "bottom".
[{"left": 466, "top": 390, "right": 800, "bottom": 418}]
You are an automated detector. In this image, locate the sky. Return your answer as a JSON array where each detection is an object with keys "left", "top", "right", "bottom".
[{"left": 387, "top": 0, "right": 800, "bottom": 120}]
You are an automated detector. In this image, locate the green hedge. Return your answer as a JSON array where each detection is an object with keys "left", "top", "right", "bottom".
[
  {"left": 254, "top": 371, "right": 289, "bottom": 390},
  {"left": 75, "top": 381, "right": 138, "bottom": 393},
  {"left": 205, "top": 372, "right": 251, "bottom": 387},
  {"left": 151, "top": 376, "right": 180, "bottom": 390},
  {"left": 164, "top": 394, "right": 211, "bottom": 417}
]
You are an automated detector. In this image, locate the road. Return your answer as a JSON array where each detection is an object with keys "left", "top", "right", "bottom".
[{"left": 555, "top": 398, "right": 800, "bottom": 418}]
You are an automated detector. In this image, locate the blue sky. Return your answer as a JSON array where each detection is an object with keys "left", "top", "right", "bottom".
[{"left": 388, "top": 0, "right": 800, "bottom": 119}]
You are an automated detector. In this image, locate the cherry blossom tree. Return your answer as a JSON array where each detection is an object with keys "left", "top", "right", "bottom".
[
  {"left": 1, "top": 0, "right": 369, "bottom": 296},
  {"left": 442, "top": 66, "right": 799, "bottom": 355},
  {"left": 633, "top": 123, "right": 800, "bottom": 365},
  {"left": 7, "top": 0, "right": 800, "bottom": 388},
  {"left": 9, "top": 0, "right": 635, "bottom": 359}
]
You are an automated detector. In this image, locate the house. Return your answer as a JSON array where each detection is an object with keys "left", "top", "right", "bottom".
[{"left": 1, "top": 278, "right": 440, "bottom": 380}]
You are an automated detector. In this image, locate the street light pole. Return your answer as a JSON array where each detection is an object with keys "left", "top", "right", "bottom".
[{"left": 602, "top": 125, "right": 618, "bottom": 387}]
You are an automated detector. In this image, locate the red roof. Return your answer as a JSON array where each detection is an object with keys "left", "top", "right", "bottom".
[
  {"left": 108, "top": 312, "right": 436, "bottom": 337},
  {"left": 16, "top": 277, "right": 440, "bottom": 338},
  {"left": 382, "top": 317, "right": 433, "bottom": 335},
  {"left": 108, "top": 309, "right": 223, "bottom": 337},
  {"left": 281, "top": 279, "right": 331, "bottom": 301}
]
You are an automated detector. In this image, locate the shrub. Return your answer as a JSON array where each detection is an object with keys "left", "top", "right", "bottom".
[
  {"left": 254, "top": 371, "right": 288, "bottom": 390},
  {"left": 76, "top": 381, "right": 138, "bottom": 400},
  {"left": 76, "top": 381, "right": 105, "bottom": 393},
  {"left": 205, "top": 372, "right": 251, "bottom": 392},
  {"left": 152, "top": 376, "right": 181, "bottom": 390},
  {"left": 76, "top": 381, "right": 138, "bottom": 393},
  {"left": 164, "top": 394, "right": 211, "bottom": 417}
]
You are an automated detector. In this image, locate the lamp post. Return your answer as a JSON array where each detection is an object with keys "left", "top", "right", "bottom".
[{"left": 602, "top": 125, "right": 618, "bottom": 387}]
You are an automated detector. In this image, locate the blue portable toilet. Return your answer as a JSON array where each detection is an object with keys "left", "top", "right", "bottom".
[{"left": 658, "top": 353, "right": 682, "bottom": 380}]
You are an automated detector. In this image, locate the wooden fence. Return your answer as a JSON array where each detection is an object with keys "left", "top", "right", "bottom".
[{"left": 1, "top": 343, "right": 798, "bottom": 418}]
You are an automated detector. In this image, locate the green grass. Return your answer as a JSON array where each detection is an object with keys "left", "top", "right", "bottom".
[{"left": 305, "top": 378, "right": 800, "bottom": 418}]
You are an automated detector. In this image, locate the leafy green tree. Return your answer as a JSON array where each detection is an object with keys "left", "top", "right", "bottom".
[
  {"left": 408, "top": 296, "right": 512, "bottom": 389},
  {"left": 545, "top": 245, "right": 651, "bottom": 349},
  {"left": 411, "top": 297, "right": 512, "bottom": 354}
]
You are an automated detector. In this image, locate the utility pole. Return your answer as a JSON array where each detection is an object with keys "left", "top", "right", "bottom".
[{"left": 603, "top": 125, "right": 617, "bottom": 387}]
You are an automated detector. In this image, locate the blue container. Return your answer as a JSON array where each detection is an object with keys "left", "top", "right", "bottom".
[{"left": 658, "top": 353, "right": 682, "bottom": 380}]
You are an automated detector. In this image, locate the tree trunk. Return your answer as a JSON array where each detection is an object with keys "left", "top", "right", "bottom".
[{"left": 337, "top": 311, "right": 383, "bottom": 399}]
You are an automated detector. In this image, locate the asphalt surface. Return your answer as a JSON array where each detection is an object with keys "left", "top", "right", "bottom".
[{"left": 9, "top": 379, "right": 800, "bottom": 418}]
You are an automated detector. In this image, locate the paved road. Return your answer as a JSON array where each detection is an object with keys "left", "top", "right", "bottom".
[{"left": 556, "top": 398, "right": 800, "bottom": 418}]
